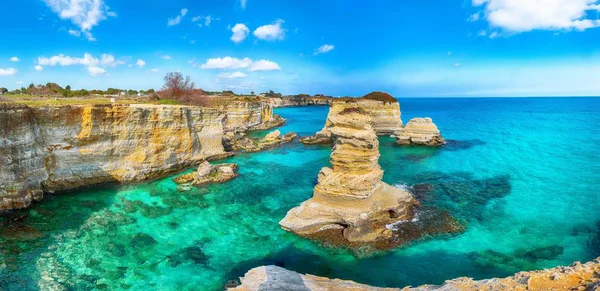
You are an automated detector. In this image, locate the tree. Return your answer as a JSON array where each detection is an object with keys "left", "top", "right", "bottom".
[
  {"left": 251, "top": 91, "right": 255, "bottom": 96},
  {"left": 65, "top": 85, "right": 71, "bottom": 91},
  {"left": 0, "top": 88, "right": 8, "bottom": 94},
  {"left": 162, "top": 72, "right": 195, "bottom": 97}
]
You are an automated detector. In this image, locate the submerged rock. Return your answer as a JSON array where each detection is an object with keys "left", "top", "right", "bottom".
[
  {"left": 231, "top": 130, "right": 297, "bottom": 153},
  {"left": 173, "top": 161, "right": 239, "bottom": 187},
  {"left": 280, "top": 107, "right": 420, "bottom": 246},
  {"left": 230, "top": 257, "right": 600, "bottom": 291},
  {"left": 0, "top": 224, "right": 44, "bottom": 241},
  {"left": 393, "top": 118, "right": 444, "bottom": 146}
]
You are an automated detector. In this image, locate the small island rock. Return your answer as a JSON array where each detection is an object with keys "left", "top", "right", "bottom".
[{"left": 394, "top": 117, "right": 444, "bottom": 146}]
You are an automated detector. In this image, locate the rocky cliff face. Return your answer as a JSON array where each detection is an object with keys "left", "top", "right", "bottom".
[
  {"left": 0, "top": 101, "right": 276, "bottom": 211},
  {"left": 266, "top": 96, "right": 332, "bottom": 107},
  {"left": 394, "top": 118, "right": 444, "bottom": 146},
  {"left": 280, "top": 108, "right": 419, "bottom": 244},
  {"left": 300, "top": 98, "right": 402, "bottom": 144}
]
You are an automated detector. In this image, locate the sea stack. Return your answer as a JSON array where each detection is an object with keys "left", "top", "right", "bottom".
[
  {"left": 394, "top": 117, "right": 444, "bottom": 146},
  {"left": 280, "top": 107, "right": 418, "bottom": 244},
  {"left": 299, "top": 92, "right": 402, "bottom": 145}
]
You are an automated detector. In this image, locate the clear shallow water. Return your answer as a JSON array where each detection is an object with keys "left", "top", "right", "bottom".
[{"left": 1, "top": 98, "right": 600, "bottom": 290}]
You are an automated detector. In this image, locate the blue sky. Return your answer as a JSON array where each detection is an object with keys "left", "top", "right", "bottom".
[{"left": 2, "top": 0, "right": 600, "bottom": 97}]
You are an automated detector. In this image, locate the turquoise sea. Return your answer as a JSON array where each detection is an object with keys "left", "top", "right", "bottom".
[{"left": 1, "top": 97, "right": 600, "bottom": 290}]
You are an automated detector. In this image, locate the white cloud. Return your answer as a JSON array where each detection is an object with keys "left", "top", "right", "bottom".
[
  {"left": 218, "top": 72, "right": 248, "bottom": 79},
  {"left": 253, "top": 19, "right": 286, "bottom": 41},
  {"left": 468, "top": 11, "right": 482, "bottom": 22},
  {"left": 473, "top": 0, "right": 600, "bottom": 32},
  {"left": 240, "top": 0, "right": 247, "bottom": 9},
  {"left": 100, "top": 54, "right": 124, "bottom": 67},
  {"left": 150, "top": 68, "right": 160, "bottom": 73},
  {"left": 36, "top": 53, "right": 126, "bottom": 76},
  {"left": 199, "top": 57, "right": 281, "bottom": 71},
  {"left": 68, "top": 29, "right": 80, "bottom": 36},
  {"left": 10, "top": 57, "right": 19, "bottom": 62},
  {"left": 167, "top": 8, "right": 188, "bottom": 26},
  {"left": 43, "top": 0, "right": 115, "bottom": 41},
  {"left": 87, "top": 66, "right": 106, "bottom": 76},
  {"left": 201, "top": 57, "right": 252, "bottom": 69},
  {"left": 16, "top": 81, "right": 24, "bottom": 84},
  {"left": 162, "top": 55, "right": 173, "bottom": 60},
  {"left": 38, "top": 53, "right": 99, "bottom": 67},
  {"left": 192, "top": 15, "right": 213, "bottom": 27},
  {"left": 248, "top": 60, "right": 281, "bottom": 71},
  {"left": 231, "top": 23, "right": 249, "bottom": 43},
  {"left": 313, "top": 44, "right": 335, "bottom": 55},
  {"left": 0, "top": 68, "right": 17, "bottom": 76},
  {"left": 454, "top": 63, "right": 462, "bottom": 67},
  {"left": 136, "top": 59, "right": 146, "bottom": 68}
]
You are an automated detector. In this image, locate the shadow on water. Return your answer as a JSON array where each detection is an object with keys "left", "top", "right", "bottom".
[
  {"left": 407, "top": 172, "right": 512, "bottom": 223},
  {"left": 222, "top": 246, "right": 526, "bottom": 289},
  {"left": 379, "top": 137, "right": 487, "bottom": 163}
]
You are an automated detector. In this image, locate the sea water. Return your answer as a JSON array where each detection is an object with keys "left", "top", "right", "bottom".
[{"left": 1, "top": 98, "right": 599, "bottom": 290}]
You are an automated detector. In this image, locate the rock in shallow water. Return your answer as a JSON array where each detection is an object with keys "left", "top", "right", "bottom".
[
  {"left": 394, "top": 118, "right": 445, "bottom": 146},
  {"left": 280, "top": 107, "right": 460, "bottom": 250},
  {"left": 0, "top": 224, "right": 44, "bottom": 241},
  {"left": 229, "top": 257, "right": 600, "bottom": 291},
  {"left": 173, "top": 161, "right": 239, "bottom": 187}
]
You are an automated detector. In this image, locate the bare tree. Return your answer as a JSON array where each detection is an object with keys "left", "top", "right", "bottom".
[
  {"left": 162, "top": 72, "right": 195, "bottom": 97},
  {"left": 160, "top": 72, "right": 208, "bottom": 106}
]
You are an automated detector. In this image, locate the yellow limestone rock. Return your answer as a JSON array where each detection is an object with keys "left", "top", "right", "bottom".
[
  {"left": 230, "top": 257, "right": 600, "bottom": 291},
  {"left": 394, "top": 118, "right": 444, "bottom": 146},
  {"left": 280, "top": 108, "right": 418, "bottom": 243}
]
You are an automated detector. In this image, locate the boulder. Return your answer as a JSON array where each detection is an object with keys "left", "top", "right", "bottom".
[
  {"left": 173, "top": 161, "right": 239, "bottom": 186},
  {"left": 394, "top": 117, "right": 444, "bottom": 146}
]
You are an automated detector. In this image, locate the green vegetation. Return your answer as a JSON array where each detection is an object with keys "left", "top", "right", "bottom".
[
  {"left": 362, "top": 91, "right": 397, "bottom": 104},
  {"left": 4, "top": 82, "right": 155, "bottom": 98}
]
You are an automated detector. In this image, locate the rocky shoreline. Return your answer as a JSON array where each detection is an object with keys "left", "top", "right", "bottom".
[
  {"left": 229, "top": 257, "right": 600, "bottom": 290},
  {"left": 0, "top": 101, "right": 281, "bottom": 211}
]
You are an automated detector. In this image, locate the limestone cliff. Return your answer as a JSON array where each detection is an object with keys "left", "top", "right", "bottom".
[
  {"left": 300, "top": 97, "right": 402, "bottom": 145},
  {"left": 394, "top": 118, "right": 444, "bottom": 146},
  {"left": 230, "top": 257, "right": 600, "bottom": 291},
  {"left": 280, "top": 108, "right": 419, "bottom": 244},
  {"left": 266, "top": 96, "right": 332, "bottom": 107},
  {"left": 0, "top": 101, "right": 277, "bottom": 211}
]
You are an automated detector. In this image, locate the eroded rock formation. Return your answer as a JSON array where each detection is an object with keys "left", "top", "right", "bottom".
[
  {"left": 0, "top": 101, "right": 278, "bottom": 211},
  {"left": 173, "top": 161, "right": 239, "bottom": 186},
  {"left": 230, "top": 257, "right": 600, "bottom": 291},
  {"left": 280, "top": 108, "right": 419, "bottom": 244},
  {"left": 394, "top": 118, "right": 444, "bottom": 146},
  {"left": 266, "top": 96, "right": 332, "bottom": 107},
  {"left": 300, "top": 93, "right": 402, "bottom": 145},
  {"left": 229, "top": 130, "right": 298, "bottom": 153}
]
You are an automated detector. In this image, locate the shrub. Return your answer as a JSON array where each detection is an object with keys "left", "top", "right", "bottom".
[{"left": 361, "top": 91, "right": 397, "bottom": 104}]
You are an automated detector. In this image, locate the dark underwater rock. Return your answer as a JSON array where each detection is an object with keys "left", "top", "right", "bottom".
[
  {"left": 0, "top": 224, "right": 44, "bottom": 241},
  {"left": 166, "top": 245, "right": 208, "bottom": 267}
]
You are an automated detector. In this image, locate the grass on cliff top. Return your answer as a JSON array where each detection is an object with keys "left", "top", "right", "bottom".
[{"left": 0, "top": 94, "right": 185, "bottom": 107}]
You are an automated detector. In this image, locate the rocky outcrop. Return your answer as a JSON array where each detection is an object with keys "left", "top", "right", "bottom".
[
  {"left": 218, "top": 100, "right": 281, "bottom": 132},
  {"left": 300, "top": 95, "right": 402, "bottom": 145},
  {"left": 231, "top": 130, "right": 298, "bottom": 153},
  {"left": 0, "top": 102, "right": 277, "bottom": 211},
  {"left": 266, "top": 96, "right": 332, "bottom": 107},
  {"left": 230, "top": 257, "right": 600, "bottom": 291},
  {"left": 280, "top": 108, "right": 419, "bottom": 245},
  {"left": 394, "top": 118, "right": 444, "bottom": 146},
  {"left": 173, "top": 161, "right": 238, "bottom": 186}
]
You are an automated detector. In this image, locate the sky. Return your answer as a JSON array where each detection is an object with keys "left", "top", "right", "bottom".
[{"left": 1, "top": 0, "right": 600, "bottom": 97}]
